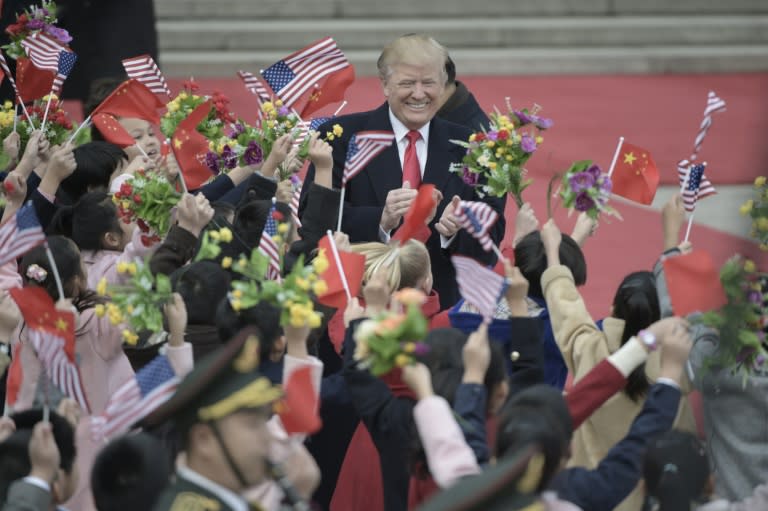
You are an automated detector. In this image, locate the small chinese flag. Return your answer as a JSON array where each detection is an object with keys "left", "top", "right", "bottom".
[
  {"left": 315, "top": 234, "right": 365, "bottom": 310},
  {"left": 610, "top": 140, "right": 660, "bottom": 205},
  {"left": 6, "top": 343, "right": 24, "bottom": 409},
  {"left": 16, "top": 57, "right": 55, "bottom": 103},
  {"left": 663, "top": 250, "right": 727, "bottom": 317},
  {"left": 92, "top": 112, "right": 136, "bottom": 147},
  {"left": 9, "top": 286, "right": 76, "bottom": 358},
  {"left": 299, "top": 65, "right": 355, "bottom": 118},
  {"left": 171, "top": 99, "right": 214, "bottom": 190},
  {"left": 392, "top": 184, "right": 437, "bottom": 244},
  {"left": 91, "top": 78, "right": 164, "bottom": 124},
  {"left": 278, "top": 366, "right": 322, "bottom": 435}
]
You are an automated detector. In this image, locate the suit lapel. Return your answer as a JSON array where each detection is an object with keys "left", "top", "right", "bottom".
[
  {"left": 358, "top": 103, "right": 402, "bottom": 205},
  {"left": 422, "top": 118, "right": 455, "bottom": 193}
]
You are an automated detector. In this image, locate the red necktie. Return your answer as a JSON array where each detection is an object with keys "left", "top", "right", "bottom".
[{"left": 402, "top": 130, "right": 422, "bottom": 188}]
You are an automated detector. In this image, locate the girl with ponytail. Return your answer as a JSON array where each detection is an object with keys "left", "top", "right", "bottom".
[{"left": 538, "top": 219, "right": 695, "bottom": 511}]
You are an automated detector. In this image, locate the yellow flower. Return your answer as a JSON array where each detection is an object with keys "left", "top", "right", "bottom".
[
  {"left": 236, "top": 257, "right": 247, "bottom": 271},
  {"left": 332, "top": 124, "right": 343, "bottom": 137},
  {"left": 208, "top": 141, "right": 215, "bottom": 151},
  {"left": 108, "top": 311, "right": 123, "bottom": 325},
  {"left": 755, "top": 176, "right": 766, "bottom": 187},
  {"left": 126, "top": 263, "right": 138, "bottom": 276},
  {"left": 761, "top": 243, "right": 768, "bottom": 251},
  {"left": 395, "top": 354, "right": 410, "bottom": 368},
  {"left": 506, "top": 155, "right": 513, "bottom": 162},
  {"left": 272, "top": 235, "right": 282, "bottom": 244},
  {"left": 326, "top": 134, "right": 335, "bottom": 141},
  {"left": 96, "top": 278, "right": 108, "bottom": 296},
  {"left": 744, "top": 260, "right": 756, "bottom": 273},
  {"left": 3, "top": 100, "right": 12, "bottom": 110},
  {"left": 403, "top": 342, "right": 415, "bottom": 353},
  {"left": 178, "top": 92, "right": 188, "bottom": 100},
  {"left": 216, "top": 142, "right": 226, "bottom": 155},
  {"left": 218, "top": 227, "right": 233, "bottom": 243},
  {"left": 121, "top": 200, "right": 131, "bottom": 210},
  {"left": 485, "top": 141, "right": 495, "bottom": 149},
  {"left": 126, "top": 304, "right": 134, "bottom": 314},
  {"left": 117, "top": 262, "right": 129, "bottom": 274},
  {"left": 94, "top": 304, "right": 105, "bottom": 317},
  {"left": 757, "top": 217, "right": 768, "bottom": 231},
  {"left": 121, "top": 329, "right": 139, "bottom": 345},
  {"left": 488, "top": 162, "right": 497, "bottom": 170},
  {"left": 262, "top": 101, "right": 274, "bottom": 112},
  {"left": 275, "top": 99, "right": 283, "bottom": 107},
  {"left": 167, "top": 101, "right": 179, "bottom": 113},
  {"left": 308, "top": 312, "right": 322, "bottom": 329},
  {"left": 231, "top": 298, "right": 243, "bottom": 311},
  {"left": 209, "top": 230, "right": 221, "bottom": 241},
  {"left": 221, "top": 256, "right": 233, "bottom": 269},
  {"left": 232, "top": 289, "right": 243, "bottom": 299},
  {"left": 469, "top": 134, "right": 477, "bottom": 142},
  {"left": 313, "top": 250, "right": 329, "bottom": 274},
  {"left": 296, "top": 278, "right": 310, "bottom": 291},
  {"left": 312, "top": 280, "right": 328, "bottom": 296},
  {"left": 277, "top": 223, "right": 289, "bottom": 234},
  {"left": 740, "top": 200, "right": 754, "bottom": 216},
  {"left": 535, "top": 136, "right": 544, "bottom": 144},
  {"left": 506, "top": 139, "right": 513, "bottom": 146}
]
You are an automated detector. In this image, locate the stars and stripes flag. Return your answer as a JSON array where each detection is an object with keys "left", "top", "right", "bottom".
[
  {"left": 0, "top": 52, "right": 18, "bottom": 96},
  {"left": 455, "top": 201, "right": 500, "bottom": 252},
  {"left": 0, "top": 203, "right": 46, "bottom": 267},
  {"left": 259, "top": 201, "right": 282, "bottom": 281},
  {"left": 681, "top": 163, "right": 712, "bottom": 213},
  {"left": 451, "top": 256, "right": 508, "bottom": 323},
  {"left": 290, "top": 181, "right": 302, "bottom": 229},
  {"left": 261, "top": 37, "right": 351, "bottom": 109},
  {"left": 20, "top": 31, "right": 66, "bottom": 72},
  {"left": 237, "top": 70, "right": 271, "bottom": 103},
  {"left": 293, "top": 116, "right": 331, "bottom": 150},
  {"left": 28, "top": 327, "right": 90, "bottom": 413},
  {"left": 52, "top": 50, "right": 77, "bottom": 95},
  {"left": 90, "top": 354, "right": 179, "bottom": 440},
  {"left": 343, "top": 131, "right": 395, "bottom": 184},
  {"left": 122, "top": 54, "right": 171, "bottom": 98}
]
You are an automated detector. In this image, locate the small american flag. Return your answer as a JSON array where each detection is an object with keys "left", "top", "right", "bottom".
[
  {"left": 677, "top": 91, "right": 726, "bottom": 171},
  {"left": 238, "top": 70, "right": 271, "bottom": 102},
  {"left": 261, "top": 37, "right": 350, "bottom": 108},
  {"left": 20, "top": 32, "right": 66, "bottom": 72},
  {"left": 90, "top": 355, "right": 179, "bottom": 440},
  {"left": 677, "top": 160, "right": 715, "bottom": 208},
  {"left": 681, "top": 163, "right": 712, "bottom": 213},
  {"left": 0, "top": 203, "right": 45, "bottom": 267},
  {"left": 293, "top": 116, "right": 331, "bottom": 149},
  {"left": 259, "top": 201, "right": 282, "bottom": 281},
  {"left": 51, "top": 50, "right": 77, "bottom": 95},
  {"left": 290, "top": 181, "right": 302, "bottom": 229},
  {"left": 451, "top": 256, "right": 508, "bottom": 323},
  {"left": 0, "top": 53, "right": 18, "bottom": 96},
  {"left": 122, "top": 54, "right": 171, "bottom": 98},
  {"left": 29, "top": 329, "right": 90, "bottom": 413},
  {"left": 455, "top": 201, "right": 500, "bottom": 252},
  {"left": 343, "top": 131, "right": 395, "bottom": 184}
]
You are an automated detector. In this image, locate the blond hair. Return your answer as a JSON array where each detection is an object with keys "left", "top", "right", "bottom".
[
  {"left": 351, "top": 240, "right": 430, "bottom": 291},
  {"left": 377, "top": 34, "right": 448, "bottom": 84}
]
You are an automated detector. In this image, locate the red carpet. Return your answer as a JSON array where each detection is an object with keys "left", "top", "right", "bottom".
[{"left": 64, "top": 73, "right": 767, "bottom": 315}]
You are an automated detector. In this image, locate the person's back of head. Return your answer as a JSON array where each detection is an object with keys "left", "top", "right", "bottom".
[
  {"left": 47, "top": 191, "right": 123, "bottom": 252},
  {"left": 91, "top": 433, "right": 171, "bottom": 511},
  {"left": 514, "top": 231, "right": 586, "bottom": 300},
  {"left": 643, "top": 430, "right": 710, "bottom": 511},
  {"left": 353, "top": 239, "right": 431, "bottom": 293},
  {"left": 613, "top": 271, "right": 658, "bottom": 401},
  {"left": 230, "top": 199, "right": 294, "bottom": 254},
  {"left": 60, "top": 142, "right": 128, "bottom": 203},
  {"left": 172, "top": 261, "right": 233, "bottom": 326},
  {"left": 0, "top": 429, "right": 33, "bottom": 502},
  {"left": 215, "top": 296, "right": 282, "bottom": 364}
]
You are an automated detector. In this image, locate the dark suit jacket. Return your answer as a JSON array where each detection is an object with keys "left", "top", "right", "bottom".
[{"left": 301, "top": 103, "right": 506, "bottom": 308}]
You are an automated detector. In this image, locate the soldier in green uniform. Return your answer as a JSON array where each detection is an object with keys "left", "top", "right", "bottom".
[{"left": 141, "top": 327, "right": 283, "bottom": 511}]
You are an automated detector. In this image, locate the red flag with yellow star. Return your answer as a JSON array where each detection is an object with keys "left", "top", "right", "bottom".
[
  {"left": 299, "top": 64, "right": 355, "bottom": 118},
  {"left": 92, "top": 112, "right": 136, "bottom": 147},
  {"left": 16, "top": 57, "right": 55, "bottom": 103},
  {"left": 610, "top": 140, "right": 660, "bottom": 205},
  {"left": 171, "top": 99, "right": 214, "bottom": 190},
  {"left": 91, "top": 78, "right": 164, "bottom": 124}
]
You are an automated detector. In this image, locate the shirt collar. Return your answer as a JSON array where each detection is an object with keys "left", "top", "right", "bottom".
[
  {"left": 388, "top": 107, "right": 430, "bottom": 145},
  {"left": 177, "top": 464, "right": 249, "bottom": 511}
]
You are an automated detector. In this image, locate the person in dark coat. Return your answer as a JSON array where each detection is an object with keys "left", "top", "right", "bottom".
[{"left": 436, "top": 56, "right": 490, "bottom": 131}]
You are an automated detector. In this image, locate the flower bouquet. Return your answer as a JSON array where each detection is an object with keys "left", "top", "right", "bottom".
[
  {"left": 258, "top": 99, "right": 311, "bottom": 179},
  {"left": 740, "top": 176, "right": 768, "bottom": 251},
  {"left": 352, "top": 289, "right": 430, "bottom": 376},
  {"left": 3, "top": 1, "right": 71, "bottom": 59},
  {"left": 695, "top": 257, "right": 767, "bottom": 381},
  {"left": 450, "top": 105, "right": 552, "bottom": 207},
  {"left": 94, "top": 262, "right": 174, "bottom": 346},
  {"left": 204, "top": 121, "right": 265, "bottom": 174},
  {"left": 553, "top": 160, "right": 621, "bottom": 221},
  {"left": 112, "top": 169, "right": 181, "bottom": 243}
]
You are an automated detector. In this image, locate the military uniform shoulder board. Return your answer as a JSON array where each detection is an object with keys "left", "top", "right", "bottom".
[{"left": 169, "top": 492, "right": 222, "bottom": 511}]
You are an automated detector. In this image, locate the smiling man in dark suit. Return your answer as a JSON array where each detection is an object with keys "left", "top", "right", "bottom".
[{"left": 301, "top": 34, "right": 506, "bottom": 308}]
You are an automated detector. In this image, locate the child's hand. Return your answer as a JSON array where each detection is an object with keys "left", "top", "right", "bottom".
[
  {"left": 176, "top": 193, "right": 214, "bottom": 238},
  {"left": 333, "top": 231, "right": 351, "bottom": 252},
  {"left": 513, "top": 202, "right": 539, "bottom": 247},
  {"left": 56, "top": 398, "right": 82, "bottom": 428},
  {"left": 284, "top": 322, "right": 311, "bottom": 359},
  {"left": 363, "top": 270, "right": 391, "bottom": 317},
  {"left": 276, "top": 179, "right": 293, "bottom": 204},
  {"left": 3, "top": 172, "right": 27, "bottom": 205},
  {"left": 123, "top": 154, "right": 153, "bottom": 176},
  {"left": 503, "top": 261, "right": 529, "bottom": 317},
  {"left": 343, "top": 297, "right": 365, "bottom": 327},
  {"left": 307, "top": 133, "right": 333, "bottom": 171},
  {"left": 0, "top": 416, "right": 15, "bottom": 442},
  {"left": 28, "top": 422, "right": 61, "bottom": 485},
  {"left": 540, "top": 219, "right": 562, "bottom": 266},
  {"left": 402, "top": 362, "right": 434, "bottom": 400},
  {"left": 261, "top": 134, "right": 293, "bottom": 178},
  {"left": 462, "top": 323, "right": 490, "bottom": 384},
  {"left": 662, "top": 193, "right": 686, "bottom": 251},
  {"left": 571, "top": 212, "right": 598, "bottom": 248},
  {"left": 3, "top": 131, "right": 20, "bottom": 163},
  {"left": 47, "top": 143, "right": 77, "bottom": 182},
  {"left": 16, "top": 130, "right": 48, "bottom": 175},
  {"left": 164, "top": 293, "right": 187, "bottom": 347}
]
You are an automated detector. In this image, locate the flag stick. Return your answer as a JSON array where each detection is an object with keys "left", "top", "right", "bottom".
[
  {"left": 336, "top": 185, "right": 346, "bottom": 232},
  {"left": 40, "top": 90, "right": 55, "bottom": 134},
  {"left": 332, "top": 100, "right": 348, "bottom": 117},
  {"left": 68, "top": 115, "right": 91, "bottom": 145},
  {"left": 44, "top": 242, "right": 65, "bottom": 304},
  {"left": 12, "top": 103, "right": 18, "bottom": 133},
  {"left": 607, "top": 136, "right": 624, "bottom": 177},
  {"left": 491, "top": 242, "right": 504, "bottom": 261},
  {"left": 325, "top": 229, "right": 351, "bottom": 301},
  {"left": 41, "top": 364, "right": 50, "bottom": 424},
  {"left": 684, "top": 212, "right": 695, "bottom": 242}
]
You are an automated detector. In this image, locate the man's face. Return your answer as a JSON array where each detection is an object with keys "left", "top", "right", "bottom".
[{"left": 382, "top": 62, "right": 445, "bottom": 130}]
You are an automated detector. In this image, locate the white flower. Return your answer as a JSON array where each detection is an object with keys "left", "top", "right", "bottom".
[{"left": 354, "top": 319, "right": 377, "bottom": 343}]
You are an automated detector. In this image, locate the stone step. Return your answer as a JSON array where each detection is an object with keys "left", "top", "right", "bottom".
[
  {"left": 154, "top": 0, "right": 768, "bottom": 19},
  {"left": 159, "top": 45, "right": 768, "bottom": 77},
  {"left": 157, "top": 16, "right": 768, "bottom": 51}
]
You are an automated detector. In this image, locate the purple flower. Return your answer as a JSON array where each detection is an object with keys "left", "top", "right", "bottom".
[
  {"left": 413, "top": 343, "right": 430, "bottom": 356},
  {"left": 568, "top": 171, "right": 596, "bottom": 193},
  {"left": 205, "top": 151, "right": 220, "bottom": 173},
  {"left": 221, "top": 145, "right": 238, "bottom": 170},
  {"left": 462, "top": 166, "right": 479, "bottom": 186},
  {"left": 534, "top": 117, "right": 554, "bottom": 129},
  {"left": 575, "top": 192, "right": 595, "bottom": 212},
  {"left": 243, "top": 140, "right": 264, "bottom": 166},
  {"left": 278, "top": 106, "right": 291, "bottom": 117},
  {"left": 27, "top": 19, "right": 45, "bottom": 30},
  {"left": 598, "top": 175, "right": 612, "bottom": 194},
  {"left": 32, "top": 7, "right": 49, "bottom": 18},
  {"left": 486, "top": 130, "right": 498, "bottom": 141},
  {"left": 228, "top": 123, "right": 245, "bottom": 138},
  {"left": 514, "top": 110, "right": 533, "bottom": 125},
  {"left": 585, "top": 164, "right": 603, "bottom": 180},
  {"left": 520, "top": 135, "right": 537, "bottom": 153},
  {"left": 756, "top": 354, "right": 766, "bottom": 367},
  {"left": 44, "top": 25, "right": 72, "bottom": 44},
  {"left": 749, "top": 291, "right": 762, "bottom": 304},
  {"left": 290, "top": 173, "right": 301, "bottom": 186},
  {"left": 736, "top": 346, "right": 757, "bottom": 363}
]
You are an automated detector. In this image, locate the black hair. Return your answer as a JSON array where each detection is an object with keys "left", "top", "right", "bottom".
[
  {"left": 59, "top": 142, "right": 128, "bottom": 203},
  {"left": 445, "top": 55, "right": 457, "bottom": 85},
  {"left": 643, "top": 430, "right": 709, "bottom": 511},
  {"left": 495, "top": 384, "right": 574, "bottom": 492},
  {"left": 215, "top": 296, "right": 282, "bottom": 362},
  {"left": 20, "top": 236, "right": 102, "bottom": 310},
  {"left": 9, "top": 409, "right": 77, "bottom": 472},
  {"left": 47, "top": 191, "right": 122, "bottom": 251},
  {"left": 230, "top": 199, "right": 294, "bottom": 253},
  {"left": 91, "top": 433, "right": 171, "bottom": 511},
  {"left": 514, "top": 231, "right": 587, "bottom": 299},
  {"left": 171, "top": 261, "right": 232, "bottom": 326},
  {"left": 83, "top": 76, "right": 127, "bottom": 120},
  {"left": 0, "top": 429, "right": 33, "bottom": 502},
  {"left": 211, "top": 201, "right": 236, "bottom": 224},
  {"left": 613, "top": 271, "right": 658, "bottom": 401}
]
